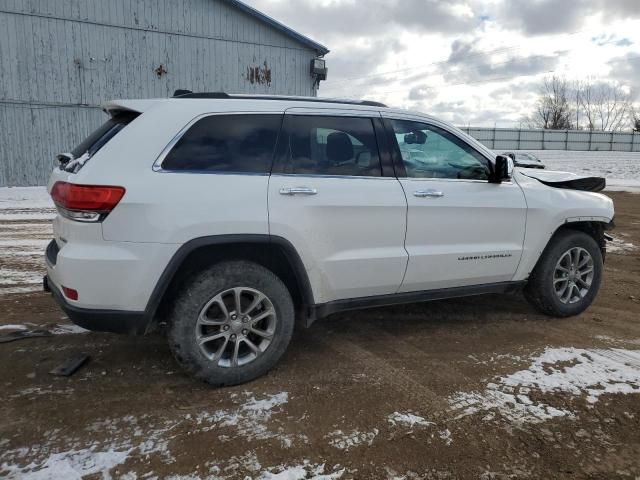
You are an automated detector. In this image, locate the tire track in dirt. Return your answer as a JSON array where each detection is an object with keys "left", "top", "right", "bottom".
[{"left": 310, "top": 324, "right": 449, "bottom": 417}]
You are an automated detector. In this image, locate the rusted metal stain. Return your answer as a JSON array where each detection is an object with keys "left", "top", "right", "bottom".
[
  {"left": 154, "top": 64, "right": 168, "bottom": 77},
  {"left": 246, "top": 61, "right": 272, "bottom": 86}
]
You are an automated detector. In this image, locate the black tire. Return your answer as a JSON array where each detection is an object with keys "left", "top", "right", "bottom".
[
  {"left": 167, "top": 260, "right": 295, "bottom": 386},
  {"left": 524, "top": 230, "right": 603, "bottom": 317}
]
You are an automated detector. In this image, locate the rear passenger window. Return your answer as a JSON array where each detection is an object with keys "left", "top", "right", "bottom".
[
  {"left": 280, "top": 116, "right": 382, "bottom": 176},
  {"left": 162, "top": 114, "right": 282, "bottom": 173}
]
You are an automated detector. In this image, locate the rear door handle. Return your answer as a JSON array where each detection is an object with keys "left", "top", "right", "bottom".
[
  {"left": 279, "top": 187, "right": 318, "bottom": 196},
  {"left": 414, "top": 189, "right": 444, "bottom": 198}
]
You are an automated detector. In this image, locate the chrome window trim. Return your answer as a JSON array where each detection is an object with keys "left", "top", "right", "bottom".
[
  {"left": 271, "top": 173, "right": 396, "bottom": 180},
  {"left": 152, "top": 111, "right": 283, "bottom": 173},
  {"left": 400, "top": 177, "right": 514, "bottom": 185}
]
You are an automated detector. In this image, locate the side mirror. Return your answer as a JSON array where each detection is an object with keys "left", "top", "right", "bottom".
[{"left": 489, "top": 155, "right": 511, "bottom": 183}]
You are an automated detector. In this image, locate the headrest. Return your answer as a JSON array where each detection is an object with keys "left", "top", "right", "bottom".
[{"left": 326, "top": 132, "right": 354, "bottom": 164}]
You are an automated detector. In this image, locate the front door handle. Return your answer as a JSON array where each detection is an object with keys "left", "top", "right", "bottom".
[
  {"left": 279, "top": 187, "right": 318, "bottom": 196},
  {"left": 414, "top": 189, "right": 444, "bottom": 198}
]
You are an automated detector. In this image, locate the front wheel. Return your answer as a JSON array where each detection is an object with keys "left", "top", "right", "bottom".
[
  {"left": 168, "top": 261, "right": 295, "bottom": 386},
  {"left": 524, "top": 230, "right": 603, "bottom": 317}
]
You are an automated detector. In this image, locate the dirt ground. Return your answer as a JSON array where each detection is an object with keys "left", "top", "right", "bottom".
[{"left": 1, "top": 192, "right": 639, "bottom": 479}]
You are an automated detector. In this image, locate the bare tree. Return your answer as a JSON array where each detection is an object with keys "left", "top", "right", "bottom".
[
  {"left": 578, "top": 80, "right": 632, "bottom": 131},
  {"left": 631, "top": 105, "right": 640, "bottom": 132},
  {"left": 528, "top": 76, "right": 573, "bottom": 130}
]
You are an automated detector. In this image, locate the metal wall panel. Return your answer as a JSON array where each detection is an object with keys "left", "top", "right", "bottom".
[
  {"left": 0, "top": 0, "right": 321, "bottom": 186},
  {"left": 460, "top": 127, "right": 640, "bottom": 154},
  {"left": 0, "top": 104, "right": 105, "bottom": 187}
]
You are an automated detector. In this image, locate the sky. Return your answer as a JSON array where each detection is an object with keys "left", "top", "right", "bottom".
[{"left": 245, "top": 0, "right": 640, "bottom": 127}]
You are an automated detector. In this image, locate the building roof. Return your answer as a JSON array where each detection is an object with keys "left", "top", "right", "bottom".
[{"left": 224, "top": 0, "right": 330, "bottom": 56}]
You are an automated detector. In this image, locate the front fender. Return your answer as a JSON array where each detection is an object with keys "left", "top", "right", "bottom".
[{"left": 512, "top": 172, "right": 614, "bottom": 281}]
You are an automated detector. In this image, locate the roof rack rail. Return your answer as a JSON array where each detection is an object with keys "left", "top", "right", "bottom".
[{"left": 171, "top": 90, "right": 387, "bottom": 108}]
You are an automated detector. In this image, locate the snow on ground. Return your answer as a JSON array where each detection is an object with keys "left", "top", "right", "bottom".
[
  {"left": 0, "top": 323, "right": 87, "bottom": 335},
  {"left": 606, "top": 235, "right": 637, "bottom": 254},
  {"left": 0, "top": 392, "right": 334, "bottom": 479},
  {"left": 516, "top": 150, "right": 640, "bottom": 192},
  {"left": 193, "top": 392, "right": 305, "bottom": 448},
  {"left": 450, "top": 347, "right": 640, "bottom": 424},
  {"left": 258, "top": 462, "right": 345, "bottom": 480},
  {"left": 387, "top": 412, "right": 434, "bottom": 428},
  {"left": 1, "top": 448, "right": 131, "bottom": 480},
  {"left": 325, "top": 429, "right": 379, "bottom": 450},
  {"left": 0, "top": 186, "right": 55, "bottom": 220},
  {"left": 0, "top": 187, "right": 53, "bottom": 295}
]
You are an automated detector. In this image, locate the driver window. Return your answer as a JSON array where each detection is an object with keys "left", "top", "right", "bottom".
[{"left": 390, "top": 119, "right": 489, "bottom": 180}]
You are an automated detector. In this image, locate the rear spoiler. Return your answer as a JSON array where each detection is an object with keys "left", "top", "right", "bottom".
[{"left": 101, "top": 99, "right": 164, "bottom": 115}]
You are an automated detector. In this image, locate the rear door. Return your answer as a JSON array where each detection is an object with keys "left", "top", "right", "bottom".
[
  {"left": 268, "top": 108, "right": 408, "bottom": 304},
  {"left": 383, "top": 115, "right": 527, "bottom": 292}
]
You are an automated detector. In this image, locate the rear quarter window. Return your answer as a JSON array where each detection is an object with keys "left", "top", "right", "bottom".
[{"left": 161, "top": 114, "right": 282, "bottom": 173}]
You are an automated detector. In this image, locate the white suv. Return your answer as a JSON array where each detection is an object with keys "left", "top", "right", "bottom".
[{"left": 44, "top": 93, "right": 615, "bottom": 386}]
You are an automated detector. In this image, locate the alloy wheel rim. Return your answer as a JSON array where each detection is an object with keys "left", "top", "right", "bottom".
[
  {"left": 195, "top": 287, "right": 276, "bottom": 367},
  {"left": 553, "top": 247, "right": 594, "bottom": 304}
]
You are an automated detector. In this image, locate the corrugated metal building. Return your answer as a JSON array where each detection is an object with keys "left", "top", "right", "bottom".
[{"left": 0, "top": 0, "right": 329, "bottom": 186}]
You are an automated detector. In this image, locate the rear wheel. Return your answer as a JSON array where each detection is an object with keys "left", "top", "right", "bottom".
[
  {"left": 168, "top": 261, "right": 295, "bottom": 386},
  {"left": 524, "top": 230, "right": 603, "bottom": 317}
]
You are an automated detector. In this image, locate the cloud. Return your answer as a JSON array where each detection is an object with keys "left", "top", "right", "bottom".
[
  {"left": 246, "top": 0, "right": 478, "bottom": 41},
  {"left": 489, "top": 81, "right": 541, "bottom": 101},
  {"left": 597, "top": 0, "right": 640, "bottom": 21},
  {"left": 442, "top": 39, "right": 561, "bottom": 83},
  {"left": 608, "top": 53, "right": 640, "bottom": 99},
  {"left": 423, "top": 100, "right": 518, "bottom": 126},
  {"left": 591, "top": 34, "right": 634, "bottom": 47},
  {"left": 320, "top": 37, "right": 405, "bottom": 96},
  {"left": 245, "top": 0, "right": 640, "bottom": 126},
  {"left": 408, "top": 86, "right": 434, "bottom": 101},
  {"left": 495, "top": 0, "right": 640, "bottom": 36}
]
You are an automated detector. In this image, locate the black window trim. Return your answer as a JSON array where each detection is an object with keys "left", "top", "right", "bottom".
[
  {"left": 271, "top": 112, "right": 396, "bottom": 179},
  {"left": 153, "top": 112, "right": 284, "bottom": 175},
  {"left": 382, "top": 117, "right": 497, "bottom": 182}
]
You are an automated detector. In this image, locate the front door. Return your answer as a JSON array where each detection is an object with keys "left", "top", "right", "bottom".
[
  {"left": 384, "top": 117, "right": 527, "bottom": 292},
  {"left": 268, "top": 110, "right": 408, "bottom": 304}
]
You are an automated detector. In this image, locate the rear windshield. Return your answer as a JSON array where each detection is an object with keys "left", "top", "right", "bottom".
[{"left": 71, "top": 111, "right": 139, "bottom": 158}]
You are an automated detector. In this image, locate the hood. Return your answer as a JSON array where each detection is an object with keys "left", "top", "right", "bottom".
[{"left": 517, "top": 168, "right": 606, "bottom": 192}]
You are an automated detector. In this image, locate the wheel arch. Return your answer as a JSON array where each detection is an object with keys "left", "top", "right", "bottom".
[
  {"left": 528, "top": 218, "right": 612, "bottom": 278},
  {"left": 553, "top": 218, "right": 611, "bottom": 254},
  {"left": 144, "top": 235, "right": 315, "bottom": 331}
]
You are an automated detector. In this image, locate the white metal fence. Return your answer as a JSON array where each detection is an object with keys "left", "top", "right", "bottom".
[{"left": 459, "top": 127, "right": 640, "bottom": 152}]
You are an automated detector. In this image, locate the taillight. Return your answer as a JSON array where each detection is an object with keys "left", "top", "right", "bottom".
[{"left": 51, "top": 182, "right": 125, "bottom": 222}]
